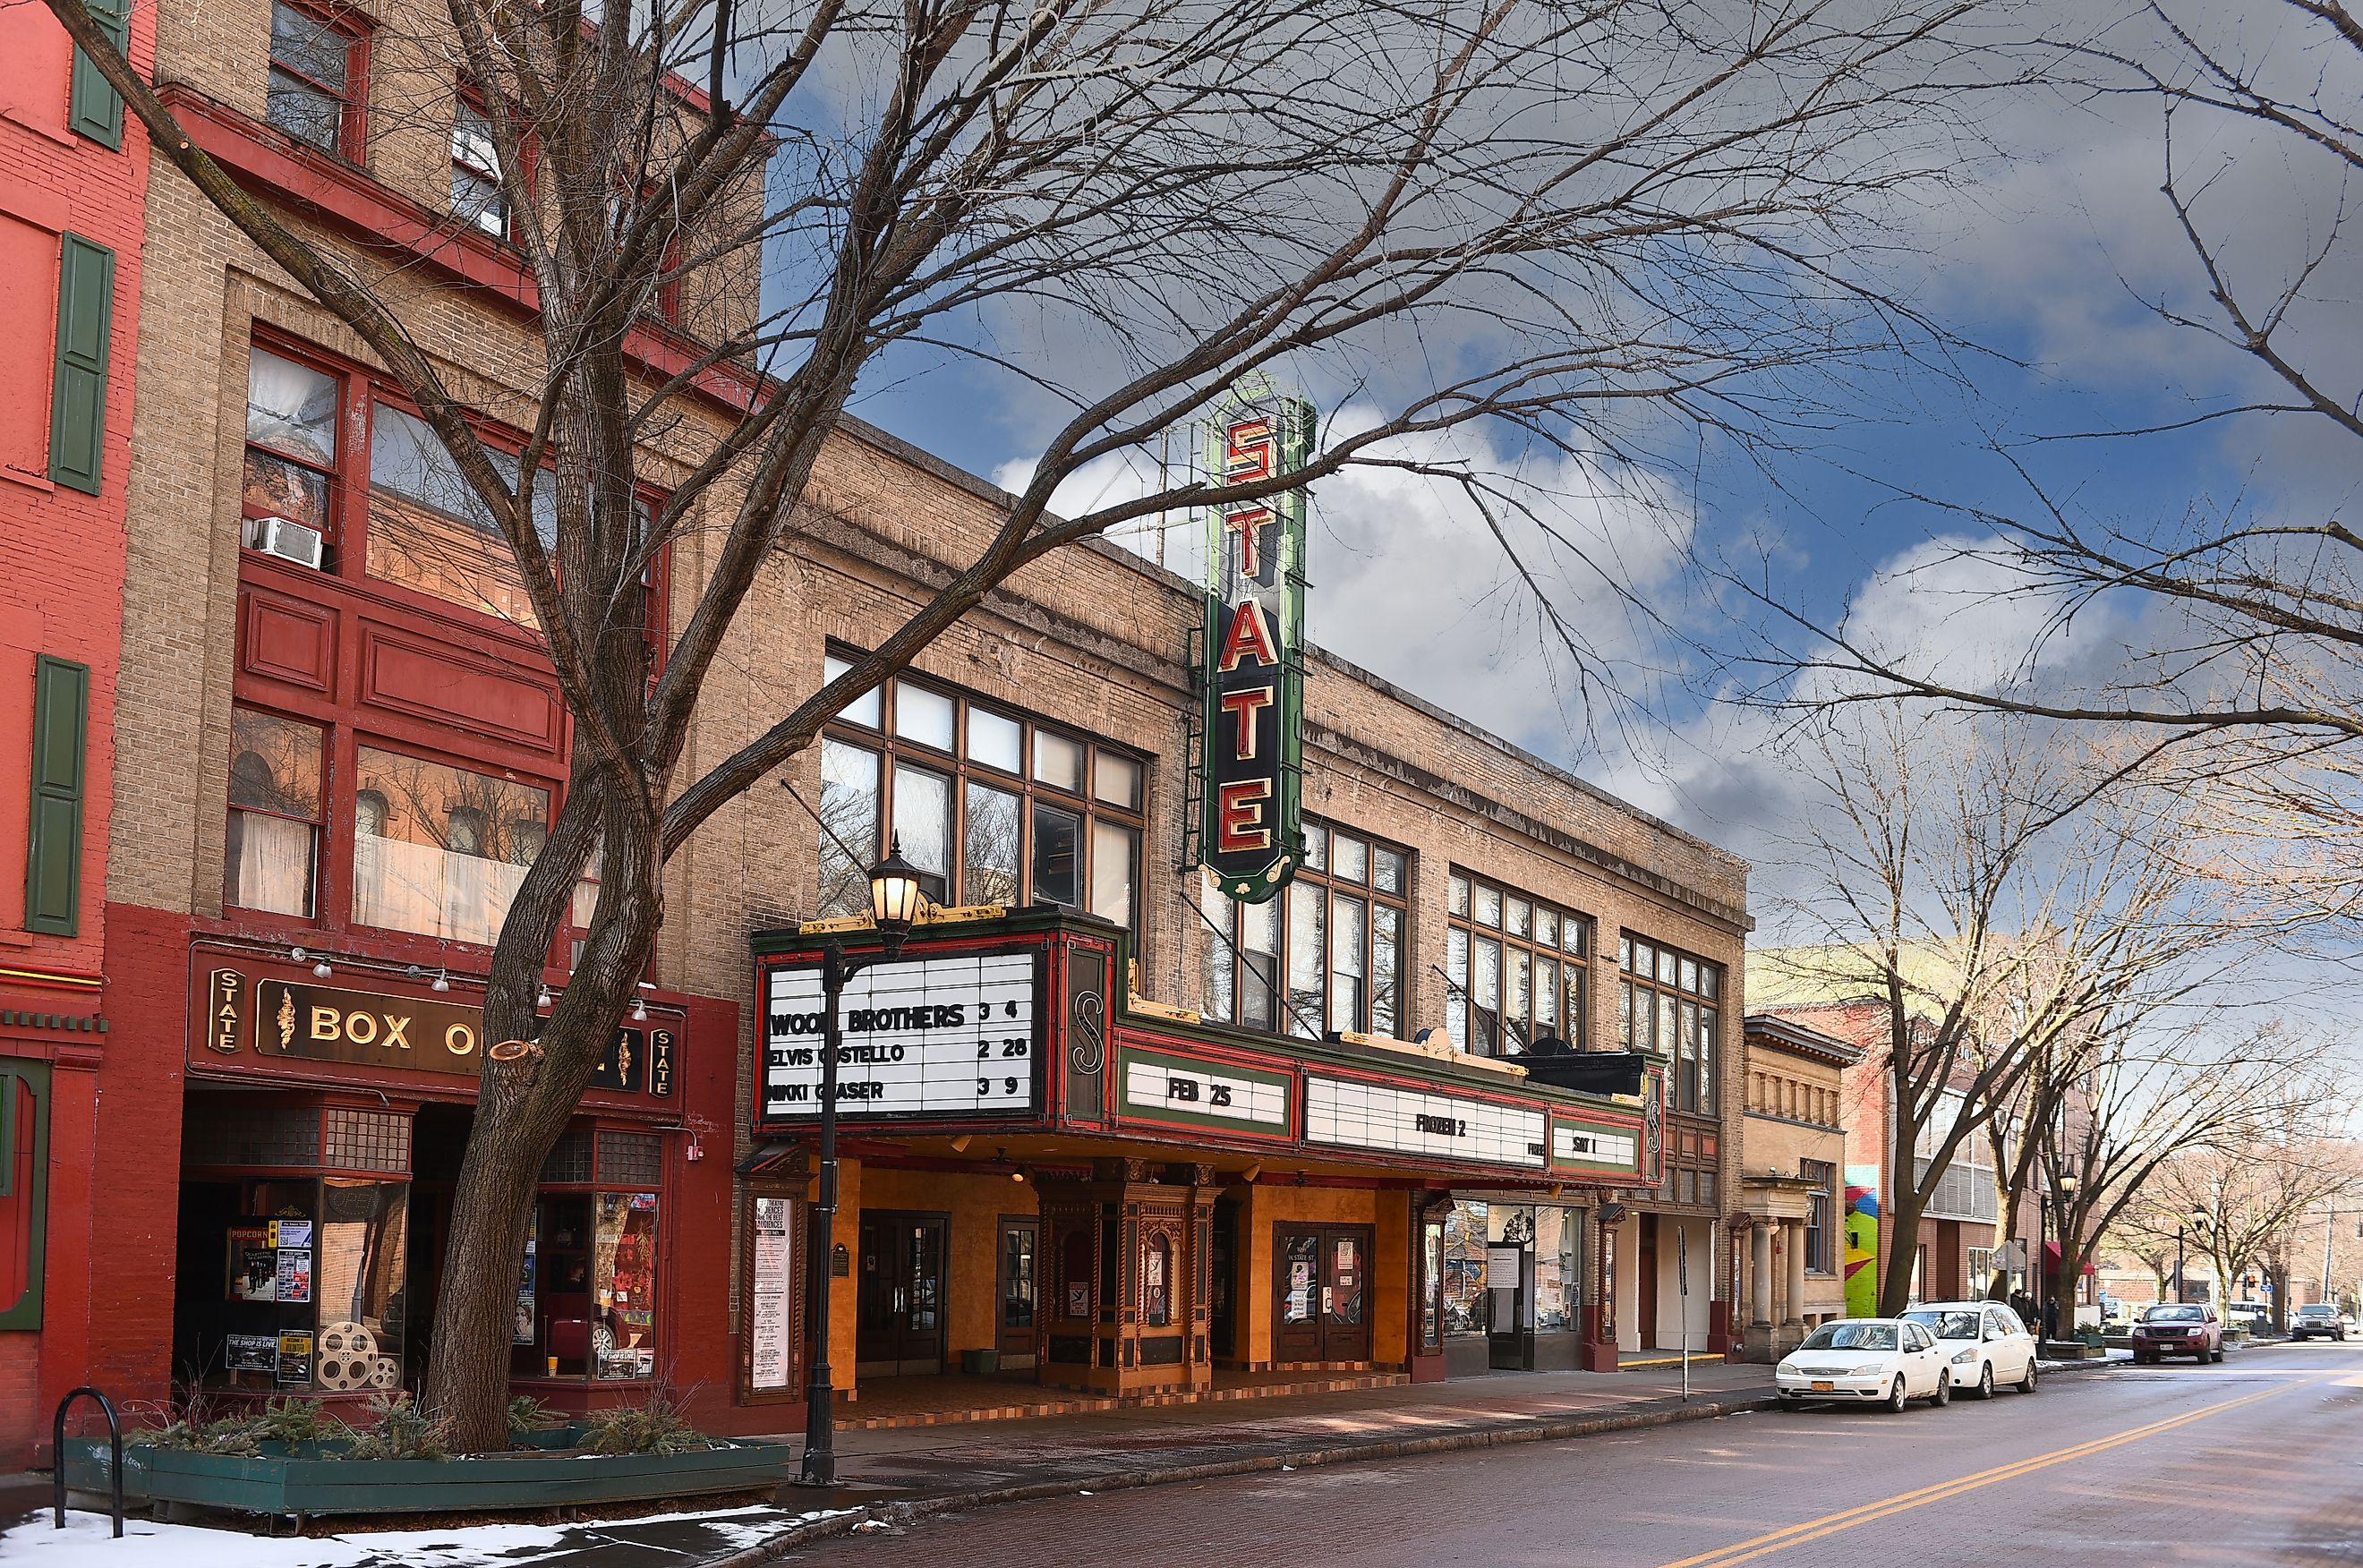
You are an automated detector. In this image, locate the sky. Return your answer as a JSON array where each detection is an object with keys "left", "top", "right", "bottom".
[{"left": 810, "top": 1, "right": 2358, "bottom": 933}]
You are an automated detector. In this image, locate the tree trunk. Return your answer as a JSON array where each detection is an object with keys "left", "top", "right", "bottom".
[{"left": 419, "top": 782, "right": 660, "bottom": 1453}]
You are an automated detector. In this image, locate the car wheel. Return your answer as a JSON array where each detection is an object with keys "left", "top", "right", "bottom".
[
  {"left": 2211, "top": 1346, "right": 2224, "bottom": 1363},
  {"left": 2019, "top": 1357, "right": 2040, "bottom": 1392},
  {"left": 1974, "top": 1364, "right": 1994, "bottom": 1401},
  {"left": 1885, "top": 1376, "right": 1909, "bottom": 1413},
  {"left": 1927, "top": 1373, "right": 1951, "bottom": 1408}
]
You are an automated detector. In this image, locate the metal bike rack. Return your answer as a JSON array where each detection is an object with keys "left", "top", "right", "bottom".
[{"left": 52, "top": 1385, "right": 124, "bottom": 1538}]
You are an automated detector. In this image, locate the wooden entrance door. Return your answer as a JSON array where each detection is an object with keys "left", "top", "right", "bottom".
[
  {"left": 1273, "top": 1224, "right": 1375, "bottom": 1364},
  {"left": 995, "top": 1217, "right": 1038, "bottom": 1364},
  {"left": 857, "top": 1213, "right": 948, "bottom": 1375}
]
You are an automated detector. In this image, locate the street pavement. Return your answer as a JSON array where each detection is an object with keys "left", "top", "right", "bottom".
[{"left": 789, "top": 1340, "right": 2363, "bottom": 1566}]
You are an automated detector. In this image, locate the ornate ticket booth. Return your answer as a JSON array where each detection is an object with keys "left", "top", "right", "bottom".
[{"left": 1036, "top": 1158, "right": 1218, "bottom": 1395}]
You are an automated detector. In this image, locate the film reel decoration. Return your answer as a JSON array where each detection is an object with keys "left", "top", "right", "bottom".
[
  {"left": 367, "top": 1356, "right": 399, "bottom": 1390},
  {"left": 316, "top": 1321, "right": 379, "bottom": 1391}
]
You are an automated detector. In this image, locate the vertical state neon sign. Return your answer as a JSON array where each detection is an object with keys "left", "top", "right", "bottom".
[{"left": 1200, "top": 393, "right": 1312, "bottom": 903}]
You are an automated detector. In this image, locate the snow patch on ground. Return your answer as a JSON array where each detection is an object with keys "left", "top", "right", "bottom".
[{"left": 4, "top": 1504, "right": 851, "bottom": 1566}]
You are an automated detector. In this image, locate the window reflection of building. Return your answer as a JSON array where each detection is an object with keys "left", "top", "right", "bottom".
[
  {"left": 351, "top": 746, "right": 549, "bottom": 946},
  {"left": 1438, "top": 1199, "right": 1585, "bottom": 1337},
  {"left": 816, "top": 652, "right": 1145, "bottom": 941},
  {"left": 1202, "top": 822, "right": 1407, "bottom": 1038}
]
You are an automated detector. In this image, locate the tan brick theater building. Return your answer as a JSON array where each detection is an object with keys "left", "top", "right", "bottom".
[{"left": 62, "top": 0, "right": 1753, "bottom": 1444}]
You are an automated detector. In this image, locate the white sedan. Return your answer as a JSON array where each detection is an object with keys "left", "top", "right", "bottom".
[
  {"left": 1903, "top": 1301, "right": 2040, "bottom": 1398},
  {"left": 1776, "top": 1317, "right": 1954, "bottom": 1412}
]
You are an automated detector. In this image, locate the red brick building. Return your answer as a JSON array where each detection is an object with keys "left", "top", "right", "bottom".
[{"left": 0, "top": 0, "right": 152, "bottom": 1465}]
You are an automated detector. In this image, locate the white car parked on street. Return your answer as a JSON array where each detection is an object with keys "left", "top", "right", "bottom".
[
  {"left": 1776, "top": 1317, "right": 1955, "bottom": 1412},
  {"left": 1903, "top": 1301, "right": 2041, "bottom": 1398}
]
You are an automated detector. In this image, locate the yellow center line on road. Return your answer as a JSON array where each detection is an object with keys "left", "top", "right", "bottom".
[{"left": 1658, "top": 1376, "right": 2316, "bottom": 1568}]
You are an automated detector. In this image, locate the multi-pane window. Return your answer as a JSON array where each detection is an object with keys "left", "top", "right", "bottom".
[
  {"left": 242, "top": 337, "right": 587, "bottom": 634},
  {"left": 1803, "top": 1160, "right": 1836, "bottom": 1274},
  {"left": 450, "top": 99, "right": 509, "bottom": 238},
  {"left": 1202, "top": 821, "right": 1406, "bottom": 1039},
  {"left": 265, "top": 1, "right": 364, "bottom": 158},
  {"left": 226, "top": 707, "right": 325, "bottom": 917},
  {"left": 243, "top": 345, "right": 343, "bottom": 564},
  {"left": 1443, "top": 871, "right": 1591, "bottom": 1057},
  {"left": 1619, "top": 933, "right": 1719, "bottom": 1112},
  {"left": 816, "top": 654, "right": 1144, "bottom": 938}
]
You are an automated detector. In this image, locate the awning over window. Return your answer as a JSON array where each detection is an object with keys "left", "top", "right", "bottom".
[{"left": 2043, "top": 1240, "right": 2099, "bottom": 1276}]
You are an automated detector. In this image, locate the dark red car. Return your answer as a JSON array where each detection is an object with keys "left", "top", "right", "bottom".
[{"left": 2133, "top": 1302, "right": 2222, "bottom": 1364}]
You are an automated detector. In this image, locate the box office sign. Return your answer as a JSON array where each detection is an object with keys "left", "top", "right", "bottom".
[
  {"left": 760, "top": 950, "right": 1039, "bottom": 1121},
  {"left": 207, "top": 968, "right": 672, "bottom": 1095},
  {"left": 1198, "top": 392, "right": 1314, "bottom": 904},
  {"left": 1304, "top": 1074, "right": 1548, "bottom": 1169}
]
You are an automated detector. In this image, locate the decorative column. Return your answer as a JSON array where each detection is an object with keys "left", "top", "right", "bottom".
[
  {"left": 1750, "top": 1224, "right": 1773, "bottom": 1328},
  {"left": 1784, "top": 1220, "right": 1808, "bottom": 1341}
]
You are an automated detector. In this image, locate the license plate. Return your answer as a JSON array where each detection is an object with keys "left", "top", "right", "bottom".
[{"left": 1810, "top": 1380, "right": 1835, "bottom": 1393}]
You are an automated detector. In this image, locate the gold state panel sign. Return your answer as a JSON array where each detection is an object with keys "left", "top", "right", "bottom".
[{"left": 207, "top": 968, "right": 672, "bottom": 1095}]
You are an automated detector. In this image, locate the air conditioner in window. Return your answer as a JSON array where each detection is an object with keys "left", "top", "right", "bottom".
[{"left": 244, "top": 516, "right": 324, "bottom": 568}]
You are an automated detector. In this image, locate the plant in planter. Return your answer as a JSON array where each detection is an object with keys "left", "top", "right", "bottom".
[
  {"left": 345, "top": 1393, "right": 451, "bottom": 1461},
  {"left": 578, "top": 1393, "right": 712, "bottom": 1456},
  {"left": 507, "top": 1395, "right": 565, "bottom": 1440}
]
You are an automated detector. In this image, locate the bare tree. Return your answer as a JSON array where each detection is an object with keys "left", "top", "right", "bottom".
[
  {"left": 1761, "top": 707, "right": 2248, "bottom": 1316},
  {"left": 2120, "top": 1117, "right": 2363, "bottom": 1322},
  {"left": 48, "top": 0, "right": 2021, "bottom": 1447},
  {"left": 1749, "top": 0, "right": 2363, "bottom": 933},
  {"left": 2038, "top": 1020, "right": 2336, "bottom": 1325}
]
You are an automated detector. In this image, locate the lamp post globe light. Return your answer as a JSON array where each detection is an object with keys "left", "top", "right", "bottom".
[{"left": 800, "top": 839, "right": 927, "bottom": 1488}]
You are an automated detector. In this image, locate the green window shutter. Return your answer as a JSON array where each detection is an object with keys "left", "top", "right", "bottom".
[
  {"left": 47, "top": 235, "right": 114, "bottom": 496},
  {"left": 24, "top": 656, "right": 90, "bottom": 937},
  {"left": 0, "top": 1061, "right": 52, "bottom": 1329},
  {"left": 67, "top": 0, "right": 130, "bottom": 148}
]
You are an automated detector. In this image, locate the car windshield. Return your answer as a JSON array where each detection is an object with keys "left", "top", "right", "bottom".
[
  {"left": 1799, "top": 1322, "right": 1898, "bottom": 1351},
  {"left": 2299, "top": 1306, "right": 2335, "bottom": 1317},
  {"left": 1903, "top": 1309, "right": 1982, "bottom": 1340},
  {"left": 2145, "top": 1306, "right": 2202, "bottom": 1322}
]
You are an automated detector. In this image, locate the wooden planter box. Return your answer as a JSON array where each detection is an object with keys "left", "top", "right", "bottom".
[{"left": 62, "top": 1426, "right": 789, "bottom": 1519}]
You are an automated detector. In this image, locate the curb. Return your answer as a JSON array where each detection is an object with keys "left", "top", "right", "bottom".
[{"left": 704, "top": 1390, "right": 1780, "bottom": 1565}]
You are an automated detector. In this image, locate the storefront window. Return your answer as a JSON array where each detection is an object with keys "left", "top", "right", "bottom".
[
  {"left": 1202, "top": 821, "right": 1407, "bottom": 1037},
  {"left": 1441, "top": 1200, "right": 1487, "bottom": 1335},
  {"left": 515, "top": 1128, "right": 665, "bottom": 1384},
  {"left": 817, "top": 654, "right": 1145, "bottom": 936},
  {"left": 199, "top": 1171, "right": 409, "bottom": 1393},
  {"left": 226, "top": 707, "right": 324, "bottom": 917},
  {"left": 1532, "top": 1206, "right": 1582, "bottom": 1331},
  {"left": 351, "top": 746, "right": 549, "bottom": 945},
  {"left": 593, "top": 1191, "right": 660, "bottom": 1379}
]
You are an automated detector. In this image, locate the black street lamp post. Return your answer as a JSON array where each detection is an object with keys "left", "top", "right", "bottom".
[
  {"left": 2177, "top": 1208, "right": 2210, "bottom": 1307},
  {"left": 799, "top": 842, "right": 926, "bottom": 1488}
]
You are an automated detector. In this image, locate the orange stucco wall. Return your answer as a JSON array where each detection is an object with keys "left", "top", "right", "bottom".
[
  {"left": 1240, "top": 1185, "right": 1403, "bottom": 1365},
  {"left": 843, "top": 1166, "right": 1040, "bottom": 1380}
]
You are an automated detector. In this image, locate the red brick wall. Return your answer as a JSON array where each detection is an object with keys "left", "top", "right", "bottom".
[{"left": 0, "top": 0, "right": 152, "bottom": 1468}]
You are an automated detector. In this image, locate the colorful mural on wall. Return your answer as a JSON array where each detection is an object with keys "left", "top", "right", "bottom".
[{"left": 1844, "top": 1163, "right": 1881, "bottom": 1317}]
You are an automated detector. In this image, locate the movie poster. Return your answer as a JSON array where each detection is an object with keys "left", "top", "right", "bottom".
[
  {"left": 276, "top": 1332, "right": 314, "bottom": 1385},
  {"left": 226, "top": 1225, "right": 277, "bottom": 1301}
]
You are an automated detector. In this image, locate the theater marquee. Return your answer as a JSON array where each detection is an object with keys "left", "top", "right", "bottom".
[{"left": 1199, "top": 391, "right": 1314, "bottom": 903}]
